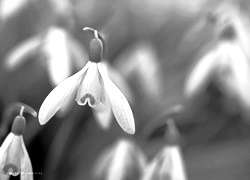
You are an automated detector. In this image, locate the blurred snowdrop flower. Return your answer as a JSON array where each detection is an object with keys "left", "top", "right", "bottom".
[
  {"left": 94, "top": 139, "right": 146, "bottom": 180},
  {"left": 0, "top": 102, "right": 37, "bottom": 139},
  {"left": 0, "top": 105, "right": 34, "bottom": 180},
  {"left": 116, "top": 42, "right": 163, "bottom": 100},
  {"left": 141, "top": 120, "right": 186, "bottom": 180},
  {"left": 41, "top": 26, "right": 87, "bottom": 86},
  {"left": 141, "top": 146, "right": 186, "bottom": 180},
  {"left": 0, "top": 0, "right": 33, "bottom": 21},
  {"left": 39, "top": 27, "right": 135, "bottom": 134},
  {"left": 4, "top": 26, "right": 87, "bottom": 86},
  {"left": 185, "top": 5, "right": 250, "bottom": 110},
  {"left": 185, "top": 41, "right": 250, "bottom": 108}
]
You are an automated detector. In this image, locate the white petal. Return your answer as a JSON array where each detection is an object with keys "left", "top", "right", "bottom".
[
  {"left": 0, "top": 0, "right": 31, "bottom": 21},
  {"left": 132, "top": 43, "right": 163, "bottom": 99},
  {"left": 4, "top": 35, "right": 42, "bottom": 70},
  {"left": 140, "top": 160, "right": 158, "bottom": 180},
  {"left": 42, "top": 27, "right": 72, "bottom": 86},
  {"left": 103, "top": 62, "right": 134, "bottom": 104},
  {"left": 159, "top": 146, "right": 187, "bottom": 180},
  {"left": 184, "top": 48, "right": 220, "bottom": 98},
  {"left": 20, "top": 137, "right": 33, "bottom": 180},
  {"left": 98, "top": 64, "right": 135, "bottom": 134},
  {"left": 106, "top": 140, "right": 131, "bottom": 180},
  {"left": 38, "top": 62, "right": 90, "bottom": 125},
  {"left": 0, "top": 133, "right": 15, "bottom": 170},
  {"left": 219, "top": 43, "right": 250, "bottom": 108},
  {"left": 0, "top": 133, "right": 14, "bottom": 155},
  {"left": 114, "top": 42, "right": 163, "bottom": 100},
  {"left": 76, "top": 62, "right": 105, "bottom": 107},
  {"left": 57, "top": 95, "right": 75, "bottom": 118},
  {"left": 92, "top": 102, "right": 112, "bottom": 130},
  {"left": 0, "top": 134, "right": 23, "bottom": 176}
]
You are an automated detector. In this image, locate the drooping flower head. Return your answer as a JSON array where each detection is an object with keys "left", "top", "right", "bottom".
[
  {"left": 0, "top": 104, "right": 36, "bottom": 180},
  {"left": 141, "top": 120, "right": 187, "bottom": 180},
  {"left": 94, "top": 138, "right": 146, "bottom": 180},
  {"left": 39, "top": 27, "right": 135, "bottom": 134},
  {"left": 185, "top": 4, "right": 250, "bottom": 111}
]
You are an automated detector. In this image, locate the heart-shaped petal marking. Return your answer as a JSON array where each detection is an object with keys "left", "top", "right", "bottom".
[{"left": 76, "top": 62, "right": 105, "bottom": 107}]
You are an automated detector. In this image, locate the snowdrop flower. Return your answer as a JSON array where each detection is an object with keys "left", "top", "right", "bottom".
[
  {"left": 141, "top": 146, "right": 187, "bottom": 180},
  {"left": 39, "top": 27, "right": 135, "bottom": 134},
  {"left": 0, "top": 106, "right": 33, "bottom": 180},
  {"left": 0, "top": 102, "right": 37, "bottom": 139},
  {"left": 94, "top": 139, "right": 146, "bottom": 180},
  {"left": 185, "top": 6, "right": 250, "bottom": 109},
  {"left": 141, "top": 120, "right": 186, "bottom": 180},
  {"left": 41, "top": 26, "right": 87, "bottom": 86},
  {"left": 115, "top": 42, "right": 163, "bottom": 100}
]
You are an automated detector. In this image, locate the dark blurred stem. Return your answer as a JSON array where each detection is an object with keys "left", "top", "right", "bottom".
[{"left": 44, "top": 105, "right": 92, "bottom": 180}]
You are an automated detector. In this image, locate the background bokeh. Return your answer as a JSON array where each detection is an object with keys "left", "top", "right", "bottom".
[{"left": 1, "top": 0, "right": 250, "bottom": 179}]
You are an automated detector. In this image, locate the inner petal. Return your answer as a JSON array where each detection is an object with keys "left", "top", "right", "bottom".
[{"left": 76, "top": 62, "right": 105, "bottom": 107}]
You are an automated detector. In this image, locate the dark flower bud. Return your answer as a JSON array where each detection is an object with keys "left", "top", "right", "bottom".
[
  {"left": 11, "top": 115, "right": 26, "bottom": 136},
  {"left": 89, "top": 38, "right": 103, "bottom": 63}
]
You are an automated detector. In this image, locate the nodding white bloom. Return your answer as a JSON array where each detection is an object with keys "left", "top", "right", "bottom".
[
  {"left": 115, "top": 42, "right": 163, "bottom": 100},
  {"left": 141, "top": 146, "right": 187, "bottom": 180},
  {"left": 94, "top": 139, "right": 146, "bottom": 180},
  {"left": 39, "top": 27, "right": 135, "bottom": 134},
  {"left": 185, "top": 6, "right": 250, "bottom": 109},
  {"left": 0, "top": 115, "right": 33, "bottom": 180},
  {"left": 141, "top": 120, "right": 186, "bottom": 180},
  {"left": 4, "top": 26, "right": 87, "bottom": 87}
]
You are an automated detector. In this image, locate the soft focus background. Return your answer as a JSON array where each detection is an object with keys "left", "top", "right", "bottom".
[{"left": 1, "top": 0, "right": 250, "bottom": 179}]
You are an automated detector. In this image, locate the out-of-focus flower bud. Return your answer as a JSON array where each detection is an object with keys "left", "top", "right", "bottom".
[
  {"left": 141, "top": 120, "right": 186, "bottom": 180},
  {"left": 94, "top": 138, "right": 147, "bottom": 180}
]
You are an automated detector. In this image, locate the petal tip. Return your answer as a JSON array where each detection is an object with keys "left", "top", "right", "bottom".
[
  {"left": 38, "top": 112, "right": 49, "bottom": 125},
  {"left": 124, "top": 125, "right": 135, "bottom": 135}
]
